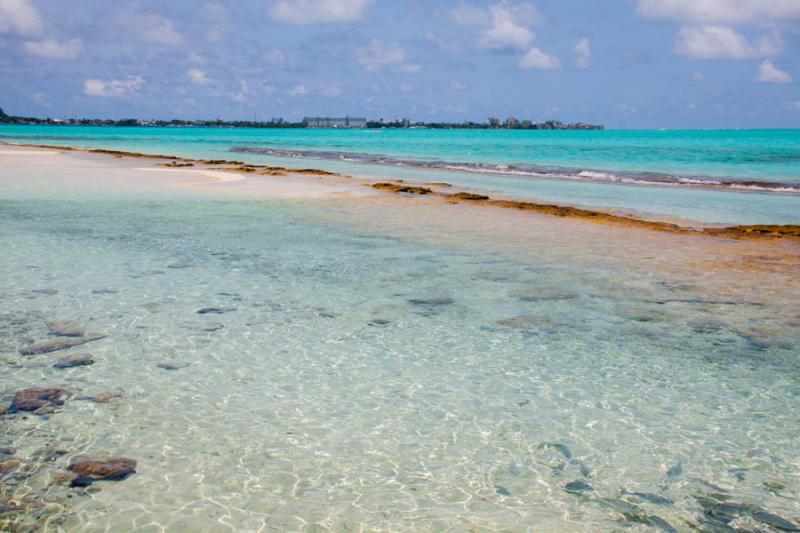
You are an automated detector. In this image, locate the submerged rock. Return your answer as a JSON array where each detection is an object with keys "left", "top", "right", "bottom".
[
  {"left": 538, "top": 443, "right": 572, "bottom": 460},
  {"left": 0, "top": 447, "right": 16, "bottom": 456},
  {"left": 19, "top": 333, "right": 106, "bottom": 355},
  {"left": 407, "top": 297, "right": 454, "bottom": 306},
  {"left": 47, "top": 320, "right": 86, "bottom": 337},
  {"left": 622, "top": 490, "right": 674, "bottom": 506},
  {"left": 0, "top": 459, "right": 21, "bottom": 474},
  {"left": 203, "top": 323, "right": 224, "bottom": 332},
  {"left": 564, "top": 481, "right": 594, "bottom": 494},
  {"left": 647, "top": 515, "right": 677, "bottom": 532},
  {"left": 157, "top": 361, "right": 189, "bottom": 370},
  {"left": 8, "top": 387, "right": 69, "bottom": 414},
  {"left": 67, "top": 457, "right": 137, "bottom": 487},
  {"left": 197, "top": 306, "right": 236, "bottom": 315},
  {"left": 495, "top": 485, "right": 511, "bottom": 496},
  {"left": 53, "top": 353, "right": 94, "bottom": 369}
]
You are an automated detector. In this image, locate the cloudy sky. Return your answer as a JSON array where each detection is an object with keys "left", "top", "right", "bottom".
[{"left": 1, "top": 0, "right": 799, "bottom": 128}]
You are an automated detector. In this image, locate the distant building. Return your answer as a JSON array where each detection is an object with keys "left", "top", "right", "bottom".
[
  {"left": 303, "top": 116, "right": 367, "bottom": 128},
  {"left": 487, "top": 117, "right": 500, "bottom": 127},
  {"left": 505, "top": 117, "right": 519, "bottom": 128}
]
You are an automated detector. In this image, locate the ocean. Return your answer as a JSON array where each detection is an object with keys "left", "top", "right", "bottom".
[
  {"left": 2, "top": 125, "right": 800, "bottom": 224},
  {"left": 0, "top": 132, "right": 798, "bottom": 532}
]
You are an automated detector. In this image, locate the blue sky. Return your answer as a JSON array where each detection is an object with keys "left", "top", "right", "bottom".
[{"left": 1, "top": 0, "right": 799, "bottom": 128}]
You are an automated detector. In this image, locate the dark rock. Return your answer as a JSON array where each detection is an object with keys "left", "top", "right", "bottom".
[
  {"left": 8, "top": 387, "right": 69, "bottom": 414},
  {"left": 197, "top": 307, "right": 236, "bottom": 315},
  {"left": 450, "top": 192, "right": 490, "bottom": 201},
  {"left": 647, "top": 515, "right": 678, "bottom": 532},
  {"left": 67, "top": 457, "right": 137, "bottom": 487},
  {"left": 53, "top": 353, "right": 94, "bottom": 369},
  {"left": 408, "top": 297, "right": 454, "bottom": 306},
  {"left": 564, "top": 481, "right": 593, "bottom": 494},
  {"left": 92, "top": 289, "right": 119, "bottom": 294},
  {"left": 47, "top": 321, "right": 86, "bottom": 337},
  {"left": 666, "top": 462, "right": 682, "bottom": 479},
  {"left": 368, "top": 319, "right": 391, "bottom": 326},
  {"left": 538, "top": 442, "right": 572, "bottom": 460},
  {"left": 598, "top": 498, "right": 649, "bottom": 523},
  {"left": 0, "top": 447, "right": 15, "bottom": 456},
  {"left": 203, "top": 323, "right": 224, "bottom": 332},
  {"left": 622, "top": 490, "right": 674, "bottom": 505},
  {"left": 19, "top": 333, "right": 106, "bottom": 355},
  {"left": 751, "top": 510, "right": 799, "bottom": 531},
  {"left": 157, "top": 361, "right": 189, "bottom": 370},
  {"left": 495, "top": 485, "right": 511, "bottom": 496}
]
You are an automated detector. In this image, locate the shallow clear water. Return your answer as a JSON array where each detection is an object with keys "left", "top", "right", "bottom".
[
  {"left": 2, "top": 125, "right": 800, "bottom": 225},
  {"left": 1, "top": 163, "right": 799, "bottom": 531}
]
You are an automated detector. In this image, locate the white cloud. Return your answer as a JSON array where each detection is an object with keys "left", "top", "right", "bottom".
[
  {"left": 319, "top": 85, "right": 342, "bottom": 97},
  {"left": 519, "top": 47, "right": 560, "bottom": 70},
  {"left": 269, "top": 0, "right": 373, "bottom": 24},
  {"left": 574, "top": 38, "right": 590, "bottom": 69},
  {"left": 693, "top": 71, "right": 705, "bottom": 81},
  {"left": 480, "top": 2, "right": 536, "bottom": 50},
  {"left": 674, "top": 25, "right": 781, "bottom": 59},
  {"left": 356, "top": 40, "right": 419, "bottom": 73},
  {"left": 635, "top": 0, "right": 800, "bottom": 25},
  {"left": 120, "top": 8, "right": 183, "bottom": 46},
  {"left": 0, "top": 0, "right": 42, "bottom": 36},
  {"left": 23, "top": 38, "right": 82, "bottom": 59},
  {"left": 263, "top": 48, "right": 286, "bottom": 64},
  {"left": 615, "top": 102, "right": 637, "bottom": 113},
  {"left": 756, "top": 59, "right": 791, "bottom": 83},
  {"left": 187, "top": 68, "right": 209, "bottom": 85},
  {"left": 450, "top": 1, "right": 486, "bottom": 25},
  {"left": 83, "top": 76, "right": 144, "bottom": 97},
  {"left": 288, "top": 84, "right": 308, "bottom": 97}
]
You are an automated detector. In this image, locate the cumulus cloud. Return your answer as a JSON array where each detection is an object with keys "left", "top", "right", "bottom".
[
  {"left": 756, "top": 59, "right": 791, "bottom": 83},
  {"left": 356, "top": 40, "right": 420, "bottom": 73},
  {"left": 119, "top": 8, "right": 183, "bottom": 46},
  {"left": 23, "top": 38, "right": 82, "bottom": 59},
  {"left": 574, "top": 38, "right": 590, "bottom": 69},
  {"left": 674, "top": 25, "right": 781, "bottom": 59},
  {"left": 0, "top": 0, "right": 42, "bottom": 36},
  {"left": 83, "top": 76, "right": 144, "bottom": 97},
  {"left": 451, "top": 1, "right": 538, "bottom": 51},
  {"left": 635, "top": 0, "right": 800, "bottom": 25},
  {"left": 480, "top": 2, "right": 537, "bottom": 50},
  {"left": 518, "top": 47, "right": 560, "bottom": 69},
  {"left": 187, "top": 68, "right": 209, "bottom": 85},
  {"left": 269, "top": 0, "right": 373, "bottom": 24}
]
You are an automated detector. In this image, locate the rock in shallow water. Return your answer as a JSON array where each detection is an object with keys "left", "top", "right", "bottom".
[
  {"left": 67, "top": 457, "right": 137, "bottom": 487},
  {"left": 19, "top": 333, "right": 106, "bottom": 355},
  {"left": 8, "top": 387, "right": 69, "bottom": 414},
  {"left": 47, "top": 320, "right": 86, "bottom": 338},
  {"left": 157, "top": 361, "right": 189, "bottom": 370},
  {"left": 197, "top": 306, "right": 236, "bottom": 315},
  {"left": 53, "top": 353, "right": 94, "bottom": 369}
]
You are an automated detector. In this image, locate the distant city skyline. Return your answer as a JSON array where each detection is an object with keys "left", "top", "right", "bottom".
[{"left": 1, "top": 0, "right": 799, "bottom": 128}]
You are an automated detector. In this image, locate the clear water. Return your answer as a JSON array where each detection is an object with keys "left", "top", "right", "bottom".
[
  {"left": 1, "top": 153, "right": 799, "bottom": 531},
  {"left": 2, "top": 125, "right": 800, "bottom": 225}
]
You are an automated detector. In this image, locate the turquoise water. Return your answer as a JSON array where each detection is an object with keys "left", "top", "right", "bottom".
[
  {"left": 2, "top": 125, "right": 800, "bottom": 225},
  {"left": 1, "top": 149, "right": 799, "bottom": 531}
]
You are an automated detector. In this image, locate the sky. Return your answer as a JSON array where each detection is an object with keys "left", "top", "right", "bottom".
[{"left": 1, "top": 0, "right": 799, "bottom": 128}]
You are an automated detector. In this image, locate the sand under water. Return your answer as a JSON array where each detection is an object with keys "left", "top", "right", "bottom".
[{"left": 1, "top": 146, "right": 798, "bottom": 532}]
